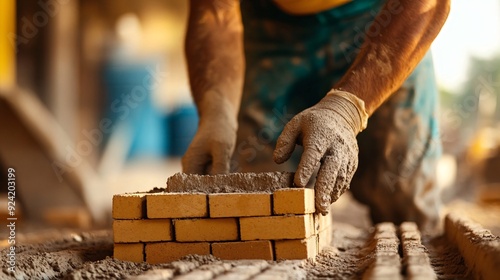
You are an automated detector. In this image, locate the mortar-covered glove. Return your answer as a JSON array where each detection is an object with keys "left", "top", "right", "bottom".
[
  {"left": 182, "top": 96, "right": 238, "bottom": 175},
  {"left": 273, "top": 90, "right": 369, "bottom": 215}
]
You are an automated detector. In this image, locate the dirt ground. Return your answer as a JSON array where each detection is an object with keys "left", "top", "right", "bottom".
[{"left": 1, "top": 193, "right": 497, "bottom": 279}]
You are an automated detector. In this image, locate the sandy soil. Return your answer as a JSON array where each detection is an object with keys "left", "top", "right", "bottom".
[{"left": 306, "top": 224, "right": 370, "bottom": 279}]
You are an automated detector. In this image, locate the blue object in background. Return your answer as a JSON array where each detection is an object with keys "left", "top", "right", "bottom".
[
  {"left": 170, "top": 104, "right": 199, "bottom": 156},
  {"left": 103, "top": 59, "right": 170, "bottom": 159}
]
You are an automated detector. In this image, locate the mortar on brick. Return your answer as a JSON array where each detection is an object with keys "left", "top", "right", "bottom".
[{"left": 166, "top": 172, "right": 294, "bottom": 193}]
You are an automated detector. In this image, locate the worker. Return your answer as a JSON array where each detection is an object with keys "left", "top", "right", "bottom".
[{"left": 182, "top": 0, "right": 450, "bottom": 234}]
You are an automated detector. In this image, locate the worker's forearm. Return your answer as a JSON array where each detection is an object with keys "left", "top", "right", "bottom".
[
  {"left": 185, "top": 0, "right": 245, "bottom": 119},
  {"left": 335, "top": 0, "right": 450, "bottom": 115}
]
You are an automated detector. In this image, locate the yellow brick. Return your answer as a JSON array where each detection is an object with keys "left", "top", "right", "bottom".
[
  {"left": 147, "top": 193, "right": 207, "bottom": 219},
  {"left": 318, "top": 227, "right": 332, "bottom": 252},
  {"left": 273, "top": 188, "right": 315, "bottom": 215},
  {"left": 314, "top": 212, "right": 332, "bottom": 234},
  {"left": 275, "top": 235, "right": 318, "bottom": 260},
  {"left": 240, "top": 215, "right": 314, "bottom": 240},
  {"left": 113, "top": 219, "right": 172, "bottom": 243},
  {"left": 146, "top": 242, "right": 210, "bottom": 264},
  {"left": 114, "top": 243, "right": 144, "bottom": 262},
  {"left": 175, "top": 218, "right": 238, "bottom": 242},
  {"left": 113, "top": 193, "right": 146, "bottom": 219},
  {"left": 212, "top": 241, "right": 274, "bottom": 260},
  {"left": 209, "top": 193, "right": 271, "bottom": 218}
]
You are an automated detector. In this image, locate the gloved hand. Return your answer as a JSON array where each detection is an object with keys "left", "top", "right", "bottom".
[
  {"left": 273, "top": 90, "right": 369, "bottom": 215},
  {"left": 182, "top": 96, "right": 238, "bottom": 175}
]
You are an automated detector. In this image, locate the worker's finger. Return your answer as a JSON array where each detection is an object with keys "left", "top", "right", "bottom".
[
  {"left": 274, "top": 117, "right": 301, "bottom": 164},
  {"left": 210, "top": 142, "right": 233, "bottom": 174},
  {"left": 294, "top": 136, "right": 329, "bottom": 187},
  {"left": 330, "top": 166, "right": 349, "bottom": 203},
  {"left": 315, "top": 155, "right": 339, "bottom": 215},
  {"left": 182, "top": 145, "right": 211, "bottom": 174}
]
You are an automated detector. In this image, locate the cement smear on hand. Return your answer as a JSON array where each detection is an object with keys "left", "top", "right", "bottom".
[{"left": 166, "top": 171, "right": 295, "bottom": 193}]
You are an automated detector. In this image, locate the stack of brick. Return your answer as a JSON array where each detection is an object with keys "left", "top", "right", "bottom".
[{"left": 113, "top": 187, "right": 332, "bottom": 263}]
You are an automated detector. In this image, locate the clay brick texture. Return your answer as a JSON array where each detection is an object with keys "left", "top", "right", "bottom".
[
  {"left": 112, "top": 172, "right": 333, "bottom": 263},
  {"left": 273, "top": 188, "right": 315, "bottom": 215},
  {"left": 114, "top": 243, "right": 144, "bottom": 263},
  {"left": 240, "top": 215, "right": 315, "bottom": 240},
  {"left": 112, "top": 193, "right": 147, "bottom": 219},
  {"left": 146, "top": 242, "right": 210, "bottom": 264},
  {"left": 113, "top": 219, "right": 172, "bottom": 243},
  {"left": 146, "top": 193, "right": 207, "bottom": 219},
  {"left": 209, "top": 193, "right": 271, "bottom": 217},
  {"left": 174, "top": 218, "right": 239, "bottom": 242},
  {"left": 275, "top": 235, "right": 318, "bottom": 260},
  {"left": 212, "top": 241, "right": 274, "bottom": 260}
]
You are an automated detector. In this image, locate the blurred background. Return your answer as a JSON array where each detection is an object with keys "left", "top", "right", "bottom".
[{"left": 0, "top": 0, "right": 499, "bottom": 230}]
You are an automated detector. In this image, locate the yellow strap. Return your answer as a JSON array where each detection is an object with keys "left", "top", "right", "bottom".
[
  {"left": 273, "top": 0, "right": 352, "bottom": 15},
  {"left": 0, "top": 0, "right": 16, "bottom": 88}
]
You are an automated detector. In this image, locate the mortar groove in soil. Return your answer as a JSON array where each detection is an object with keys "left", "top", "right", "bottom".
[{"left": 424, "top": 236, "right": 470, "bottom": 279}]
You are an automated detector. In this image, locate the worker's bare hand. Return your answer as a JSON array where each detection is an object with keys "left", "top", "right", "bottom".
[
  {"left": 273, "top": 90, "right": 368, "bottom": 215},
  {"left": 182, "top": 107, "right": 237, "bottom": 175}
]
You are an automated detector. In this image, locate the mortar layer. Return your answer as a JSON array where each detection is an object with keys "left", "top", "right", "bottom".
[{"left": 166, "top": 171, "right": 295, "bottom": 193}]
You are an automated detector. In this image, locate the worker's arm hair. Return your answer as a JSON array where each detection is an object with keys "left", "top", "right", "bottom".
[
  {"left": 185, "top": 0, "right": 245, "bottom": 118},
  {"left": 334, "top": 0, "right": 450, "bottom": 115}
]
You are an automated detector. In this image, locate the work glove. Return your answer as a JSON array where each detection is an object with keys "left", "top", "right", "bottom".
[
  {"left": 273, "top": 90, "right": 369, "bottom": 215},
  {"left": 182, "top": 96, "right": 238, "bottom": 175}
]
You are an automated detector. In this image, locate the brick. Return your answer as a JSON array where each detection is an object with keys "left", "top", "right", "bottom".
[
  {"left": 399, "top": 222, "right": 436, "bottom": 280},
  {"left": 445, "top": 214, "right": 500, "bottom": 280},
  {"left": 273, "top": 188, "right": 315, "bottom": 215},
  {"left": 147, "top": 193, "right": 207, "bottom": 219},
  {"left": 318, "top": 227, "right": 332, "bottom": 251},
  {"left": 113, "top": 219, "right": 172, "bottom": 243},
  {"left": 314, "top": 212, "right": 332, "bottom": 234},
  {"left": 362, "top": 223, "right": 402, "bottom": 280},
  {"left": 146, "top": 242, "right": 210, "bottom": 264},
  {"left": 240, "top": 215, "right": 314, "bottom": 240},
  {"left": 113, "top": 193, "right": 146, "bottom": 219},
  {"left": 113, "top": 243, "right": 144, "bottom": 262},
  {"left": 275, "top": 235, "right": 318, "bottom": 260},
  {"left": 175, "top": 218, "right": 238, "bottom": 242},
  {"left": 209, "top": 193, "right": 271, "bottom": 218},
  {"left": 212, "top": 241, "right": 273, "bottom": 260}
]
